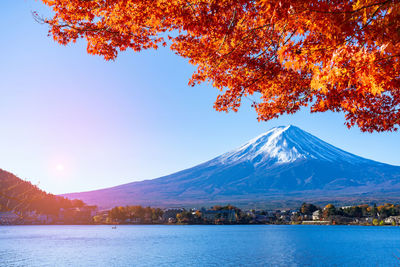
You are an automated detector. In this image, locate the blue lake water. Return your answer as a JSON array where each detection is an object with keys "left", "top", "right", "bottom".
[{"left": 1, "top": 225, "right": 400, "bottom": 266}]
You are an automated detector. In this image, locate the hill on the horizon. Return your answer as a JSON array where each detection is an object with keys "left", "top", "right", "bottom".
[
  {"left": 0, "top": 169, "right": 87, "bottom": 215},
  {"left": 61, "top": 126, "right": 400, "bottom": 209}
]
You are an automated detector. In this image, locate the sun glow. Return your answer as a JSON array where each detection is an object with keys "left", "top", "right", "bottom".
[{"left": 56, "top": 164, "right": 65, "bottom": 172}]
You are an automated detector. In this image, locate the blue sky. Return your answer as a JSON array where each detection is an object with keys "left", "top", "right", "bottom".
[{"left": 1, "top": 1, "right": 399, "bottom": 194}]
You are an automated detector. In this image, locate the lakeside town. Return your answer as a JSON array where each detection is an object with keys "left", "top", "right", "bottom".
[{"left": 1, "top": 202, "right": 400, "bottom": 226}]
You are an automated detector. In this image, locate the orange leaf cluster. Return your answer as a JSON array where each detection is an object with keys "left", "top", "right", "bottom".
[{"left": 38, "top": 0, "right": 400, "bottom": 132}]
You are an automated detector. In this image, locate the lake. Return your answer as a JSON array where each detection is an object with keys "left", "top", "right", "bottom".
[{"left": 1, "top": 225, "right": 399, "bottom": 266}]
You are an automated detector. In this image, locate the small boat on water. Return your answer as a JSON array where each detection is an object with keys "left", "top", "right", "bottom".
[{"left": 112, "top": 225, "right": 117, "bottom": 229}]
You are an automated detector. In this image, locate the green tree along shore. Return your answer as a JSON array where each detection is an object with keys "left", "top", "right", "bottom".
[
  {"left": 2, "top": 200, "right": 400, "bottom": 226},
  {"left": 93, "top": 203, "right": 400, "bottom": 226}
]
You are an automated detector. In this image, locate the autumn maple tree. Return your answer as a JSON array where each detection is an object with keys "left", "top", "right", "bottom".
[{"left": 37, "top": 0, "right": 400, "bottom": 132}]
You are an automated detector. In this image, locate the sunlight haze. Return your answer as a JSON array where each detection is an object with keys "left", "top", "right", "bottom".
[{"left": 1, "top": 1, "right": 399, "bottom": 194}]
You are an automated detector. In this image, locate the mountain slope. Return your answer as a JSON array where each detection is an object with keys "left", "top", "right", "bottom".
[
  {"left": 62, "top": 126, "right": 400, "bottom": 208},
  {"left": 0, "top": 169, "right": 87, "bottom": 214}
]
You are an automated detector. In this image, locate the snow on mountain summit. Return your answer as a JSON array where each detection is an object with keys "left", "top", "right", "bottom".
[{"left": 213, "top": 125, "right": 369, "bottom": 165}]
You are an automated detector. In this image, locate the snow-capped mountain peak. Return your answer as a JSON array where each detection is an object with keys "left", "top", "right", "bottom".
[
  {"left": 214, "top": 125, "right": 368, "bottom": 165},
  {"left": 62, "top": 125, "right": 400, "bottom": 209}
]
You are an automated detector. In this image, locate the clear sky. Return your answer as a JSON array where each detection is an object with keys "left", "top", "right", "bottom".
[{"left": 1, "top": 1, "right": 399, "bottom": 194}]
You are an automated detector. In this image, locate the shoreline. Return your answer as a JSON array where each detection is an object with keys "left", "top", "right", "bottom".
[{"left": 1, "top": 223, "right": 397, "bottom": 227}]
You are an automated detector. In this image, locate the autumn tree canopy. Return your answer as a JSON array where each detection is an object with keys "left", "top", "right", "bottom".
[{"left": 37, "top": 0, "right": 400, "bottom": 132}]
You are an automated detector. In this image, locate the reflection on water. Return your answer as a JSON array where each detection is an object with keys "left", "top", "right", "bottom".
[{"left": 0, "top": 225, "right": 399, "bottom": 267}]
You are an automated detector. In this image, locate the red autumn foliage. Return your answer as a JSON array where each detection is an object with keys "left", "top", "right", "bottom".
[{"left": 37, "top": 0, "right": 400, "bottom": 132}]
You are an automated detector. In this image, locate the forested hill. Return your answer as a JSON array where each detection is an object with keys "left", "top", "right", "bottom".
[{"left": 0, "top": 168, "right": 86, "bottom": 215}]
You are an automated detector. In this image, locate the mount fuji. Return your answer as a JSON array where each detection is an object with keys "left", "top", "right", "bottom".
[{"left": 62, "top": 126, "right": 400, "bottom": 208}]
